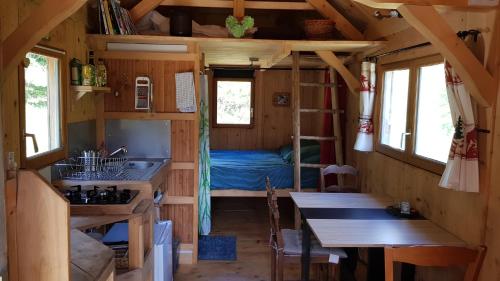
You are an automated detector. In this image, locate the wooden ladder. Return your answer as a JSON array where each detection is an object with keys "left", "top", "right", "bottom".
[{"left": 292, "top": 51, "right": 345, "bottom": 197}]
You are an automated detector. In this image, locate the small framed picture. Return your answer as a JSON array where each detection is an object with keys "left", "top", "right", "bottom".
[{"left": 273, "top": 92, "right": 290, "bottom": 107}]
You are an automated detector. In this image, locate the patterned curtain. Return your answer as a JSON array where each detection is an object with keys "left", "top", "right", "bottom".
[
  {"left": 354, "top": 61, "right": 376, "bottom": 152},
  {"left": 199, "top": 74, "right": 212, "bottom": 234},
  {"left": 439, "top": 61, "right": 479, "bottom": 192}
]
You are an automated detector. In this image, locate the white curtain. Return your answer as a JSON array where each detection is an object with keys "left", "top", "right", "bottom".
[
  {"left": 354, "top": 61, "right": 376, "bottom": 152},
  {"left": 439, "top": 61, "right": 479, "bottom": 192}
]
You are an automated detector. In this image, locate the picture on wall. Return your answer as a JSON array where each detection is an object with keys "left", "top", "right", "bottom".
[{"left": 273, "top": 92, "right": 290, "bottom": 107}]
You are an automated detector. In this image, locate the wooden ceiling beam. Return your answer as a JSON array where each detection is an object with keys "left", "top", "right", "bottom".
[
  {"left": 315, "top": 51, "right": 361, "bottom": 93},
  {"left": 130, "top": 0, "right": 165, "bottom": 23},
  {"left": 233, "top": 0, "right": 245, "bottom": 18},
  {"left": 352, "top": 0, "right": 498, "bottom": 9},
  {"left": 0, "top": 0, "right": 88, "bottom": 81},
  {"left": 397, "top": 4, "right": 496, "bottom": 107},
  {"left": 160, "top": 0, "right": 315, "bottom": 10},
  {"left": 306, "top": 0, "right": 364, "bottom": 40}
]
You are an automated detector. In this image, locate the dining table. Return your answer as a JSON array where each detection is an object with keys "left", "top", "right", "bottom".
[{"left": 289, "top": 192, "right": 466, "bottom": 281}]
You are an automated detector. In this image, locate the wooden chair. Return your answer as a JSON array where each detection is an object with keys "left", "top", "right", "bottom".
[
  {"left": 319, "top": 165, "right": 359, "bottom": 193},
  {"left": 384, "top": 246, "right": 487, "bottom": 281},
  {"left": 265, "top": 177, "right": 347, "bottom": 281}
]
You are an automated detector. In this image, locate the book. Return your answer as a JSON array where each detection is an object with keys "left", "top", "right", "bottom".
[
  {"left": 98, "top": 0, "right": 109, "bottom": 34},
  {"left": 103, "top": 0, "right": 115, "bottom": 35},
  {"left": 110, "top": 0, "right": 125, "bottom": 35}
]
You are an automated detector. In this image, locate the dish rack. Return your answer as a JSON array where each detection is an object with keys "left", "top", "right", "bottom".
[{"left": 55, "top": 156, "right": 128, "bottom": 180}]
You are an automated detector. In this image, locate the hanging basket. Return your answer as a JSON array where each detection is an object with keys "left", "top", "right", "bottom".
[{"left": 304, "top": 19, "right": 335, "bottom": 40}]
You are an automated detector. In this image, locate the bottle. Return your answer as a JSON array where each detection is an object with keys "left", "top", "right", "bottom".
[
  {"left": 96, "top": 59, "right": 107, "bottom": 87},
  {"left": 70, "top": 58, "right": 82, "bottom": 86},
  {"left": 82, "top": 50, "right": 96, "bottom": 86}
]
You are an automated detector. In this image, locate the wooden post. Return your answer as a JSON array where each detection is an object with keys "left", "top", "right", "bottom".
[
  {"left": 292, "top": 52, "right": 301, "bottom": 229},
  {"left": 329, "top": 69, "right": 344, "bottom": 186},
  {"left": 233, "top": 0, "right": 245, "bottom": 19},
  {"left": 128, "top": 215, "right": 144, "bottom": 269}
]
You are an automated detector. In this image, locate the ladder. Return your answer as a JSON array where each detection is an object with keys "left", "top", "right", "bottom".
[{"left": 292, "top": 51, "right": 344, "bottom": 194}]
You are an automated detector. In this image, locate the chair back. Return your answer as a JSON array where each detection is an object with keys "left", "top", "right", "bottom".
[
  {"left": 320, "top": 164, "right": 359, "bottom": 193},
  {"left": 384, "top": 246, "right": 487, "bottom": 281},
  {"left": 266, "top": 177, "right": 285, "bottom": 251}
]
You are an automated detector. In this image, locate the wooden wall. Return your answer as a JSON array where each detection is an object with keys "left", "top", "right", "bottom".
[
  {"left": 210, "top": 70, "right": 324, "bottom": 150},
  {"left": 1, "top": 2, "right": 96, "bottom": 165},
  {"left": 102, "top": 58, "right": 199, "bottom": 262},
  {"left": 345, "top": 9, "right": 499, "bottom": 281}
]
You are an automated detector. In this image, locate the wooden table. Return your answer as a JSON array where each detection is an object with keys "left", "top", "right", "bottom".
[{"left": 289, "top": 192, "right": 466, "bottom": 281}]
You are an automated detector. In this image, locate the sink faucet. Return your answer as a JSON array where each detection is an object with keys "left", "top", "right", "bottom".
[{"left": 108, "top": 146, "right": 128, "bottom": 158}]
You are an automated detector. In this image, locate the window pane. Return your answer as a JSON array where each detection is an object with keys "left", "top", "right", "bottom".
[
  {"left": 380, "top": 69, "right": 410, "bottom": 150},
  {"left": 24, "top": 52, "right": 62, "bottom": 158},
  {"left": 216, "top": 80, "right": 252, "bottom": 125},
  {"left": 415, "top": 63, "right": 453, "bottom": 163}
]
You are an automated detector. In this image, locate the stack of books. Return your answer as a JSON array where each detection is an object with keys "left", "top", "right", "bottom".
[{"left": 97, "top": 0, "right": 138, "bottom": 35}]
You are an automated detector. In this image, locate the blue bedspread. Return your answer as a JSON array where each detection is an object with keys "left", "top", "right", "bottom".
[{"left": 210, "top": 150, "right": 319, "bottom": 190}]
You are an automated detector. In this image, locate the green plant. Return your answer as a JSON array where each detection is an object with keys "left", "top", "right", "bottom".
[{"left": 225, "top": 15, "right": 254, "bottom": 38}]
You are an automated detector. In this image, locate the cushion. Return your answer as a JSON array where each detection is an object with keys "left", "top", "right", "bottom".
[
  {"left": 279, "top": 140, "right": 321, "bottom": 164},
  {"left": 281, "top": 229, "right": 347, "bottom": 260}
]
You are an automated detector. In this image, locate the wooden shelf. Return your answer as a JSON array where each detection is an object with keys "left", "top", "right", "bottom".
[
  {"left": 72, "top": 85, "right": 111, "bottom": 100},
  {"left": 87, "top": 34, "right": 385, "bottom": 67},
  {"left": 103, "top": 111, "right": 196, "bottom": 121}
]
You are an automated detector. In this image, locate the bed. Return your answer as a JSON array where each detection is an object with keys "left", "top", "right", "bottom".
[{"left": 210, "top": 141, "right": 320, "bottom": 197}]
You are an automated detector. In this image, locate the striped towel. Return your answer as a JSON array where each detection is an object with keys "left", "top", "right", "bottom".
[{"left": 175, "top": 72, "right": 197, "bottom": 112}]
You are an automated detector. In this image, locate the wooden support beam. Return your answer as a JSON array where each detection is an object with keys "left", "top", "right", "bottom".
[
  {"left": 130, "top": 0, "right": 164, "bottom": 23},
  {"left": 160, "top": 0, "right": 315, "bottom": 10},
  {"left": 315, "top": 51, "right": 361, "bottom": 93},
  {"left": 306, "top": 0, "right": 364, "bottom": 40},
  {"left": 352, "top": 0, "right": 498, "bottom": 9},
  {"left": 233, "top": 0, "right": 245, "bottom": 18},
  {"left": 1, "top": 0, "right": 87, "bottom": 79},
  {"left": 262, "top": 43, "right": 291, "bottom": 68},
  {"left": 397, "top": 5, "right": 496, "bottom": 107}
]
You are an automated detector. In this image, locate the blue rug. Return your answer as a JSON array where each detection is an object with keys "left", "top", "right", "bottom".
[{"left": 198, "top": 235, "right": 237, "bottom": 261}]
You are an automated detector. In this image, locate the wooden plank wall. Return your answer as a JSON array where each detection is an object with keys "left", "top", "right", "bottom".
[
  {"left": 102, "top": 59, "right": 199, "bottom": 261},
  {"left": 345, "top": 9, "right": 499, "bottom": 281},
  {"left": 1, "top": 2, "right": 95, "bottom": 165},
  {"left": 210, "top": 70, "right": 324, "bottom": 150}
]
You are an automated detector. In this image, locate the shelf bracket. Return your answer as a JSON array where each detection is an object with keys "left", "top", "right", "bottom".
[
  {"left": 315, "top": 51, "right": 361, "bottom": 94},
  {"left": 397, "top": 4, "right": 496, "bottom": 107}
]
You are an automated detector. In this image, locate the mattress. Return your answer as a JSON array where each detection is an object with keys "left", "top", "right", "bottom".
[{"left": 210, "top": 150, "right": 319, "bottom": 190}]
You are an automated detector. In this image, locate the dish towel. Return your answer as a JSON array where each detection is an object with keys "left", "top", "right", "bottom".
[{"left": 175, "top": 72, "right": 197, "bottom": 112}]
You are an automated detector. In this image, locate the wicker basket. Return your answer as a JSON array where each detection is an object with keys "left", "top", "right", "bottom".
[{"left": 304, "top": 19, "right": 335, "bottom": 40}]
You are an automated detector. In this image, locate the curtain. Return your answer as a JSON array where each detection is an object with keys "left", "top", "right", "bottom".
[
  {"left": 438, "top": 61, "right": 479, "bottom": 192},
  {"left": 354, "top": 61, "right": 376, "bottom": 152},
  {"left": 198, "top": 74, "right": 211, "bottom": 234}
]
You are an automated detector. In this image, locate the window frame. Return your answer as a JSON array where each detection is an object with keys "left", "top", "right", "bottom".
[
  {"left": 376, "top": 55, "right": 448, "bottom": 174},
  {"left": 19, "top": 45, "right": 68, "bottom": 169},
  {"left": 212, "top": 77, "right": 255, "bottom": 129}
]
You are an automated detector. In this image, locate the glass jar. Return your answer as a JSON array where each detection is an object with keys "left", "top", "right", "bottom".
[{"left": 96, "top": 59, "right": 107, "bottom": 87}]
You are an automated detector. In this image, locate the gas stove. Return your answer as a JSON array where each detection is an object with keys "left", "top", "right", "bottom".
[{"left": 63, "top": 185, "right": 139, "bottom": 205}]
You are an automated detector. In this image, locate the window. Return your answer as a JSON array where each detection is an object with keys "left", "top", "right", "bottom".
[
  {"left": 213, "top": 77, "right": 254, "bottom": 128},
  {"left": 20, "top": 46, "right": 66, "bottom": 169},
  {"left": 377, "top": 55, "right": 453, "bottom": 174}
]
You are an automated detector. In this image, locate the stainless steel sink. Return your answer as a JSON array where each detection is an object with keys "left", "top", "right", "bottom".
[{"left": 126, "top": 161, "right": 155, "bottom": 169}]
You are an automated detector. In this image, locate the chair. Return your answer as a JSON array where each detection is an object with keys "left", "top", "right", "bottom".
[
  {"left": 319, "top": 165, "right": 359, "bottom": 193},
  {"left": 265, "top": 177, "right": 347, "bottom": 281},
  {"left": 384, "top": 246, "right": 487, "bottom": 281}
]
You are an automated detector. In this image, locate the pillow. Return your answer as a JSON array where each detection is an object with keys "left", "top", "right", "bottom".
[{"left": 279, "top": 141, "right": 320, "bottom": 164}]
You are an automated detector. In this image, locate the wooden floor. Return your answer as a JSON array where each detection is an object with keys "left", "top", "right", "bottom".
[{"left": 175, "top": 197, "right": 301, "bottom": 281}]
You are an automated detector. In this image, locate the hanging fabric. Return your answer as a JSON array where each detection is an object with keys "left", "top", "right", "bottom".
[
  {"left": 354, "top": 61, "right": 376, "bottom": 152},
  {"left": 198, "top": 74, "right": 212, "bottom": 234},
  {"left": 439, "top": 61, "right": 479, "bottom": 192}
]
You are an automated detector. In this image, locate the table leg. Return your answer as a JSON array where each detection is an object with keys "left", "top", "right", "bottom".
[
  {"left": 367, "top": 248, "right": 384, "bottom": 281},
  {"left": 301, "top": 215, "right": 311, "bottom": 281}
]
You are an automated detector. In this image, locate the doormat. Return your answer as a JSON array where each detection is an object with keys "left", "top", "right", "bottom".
[{"left": 198, "top": 235, "right": 237, "bottom": 261}]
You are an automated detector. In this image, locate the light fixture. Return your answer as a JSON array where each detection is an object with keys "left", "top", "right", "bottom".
[{"left": 107, "top": 42, "right": 188, "bottom": 53}]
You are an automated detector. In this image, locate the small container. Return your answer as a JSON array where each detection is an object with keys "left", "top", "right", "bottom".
[
  {"left": 70, "top": 58, "right": 82, "bottom": 86},
  {"left": 96, "top": 59, "right": 107, "bottom": 87},
  {"left": 400, "top": 201, "right": 411, "bottom": 215}
]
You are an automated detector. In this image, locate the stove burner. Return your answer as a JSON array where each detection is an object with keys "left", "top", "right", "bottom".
[{"left": 63, "top": 185, "right": 139, "bottom": 205}]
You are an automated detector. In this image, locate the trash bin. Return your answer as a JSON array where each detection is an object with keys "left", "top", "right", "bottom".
[{"left": 154, "top": 220, "right": 173, "bottom": 281}]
